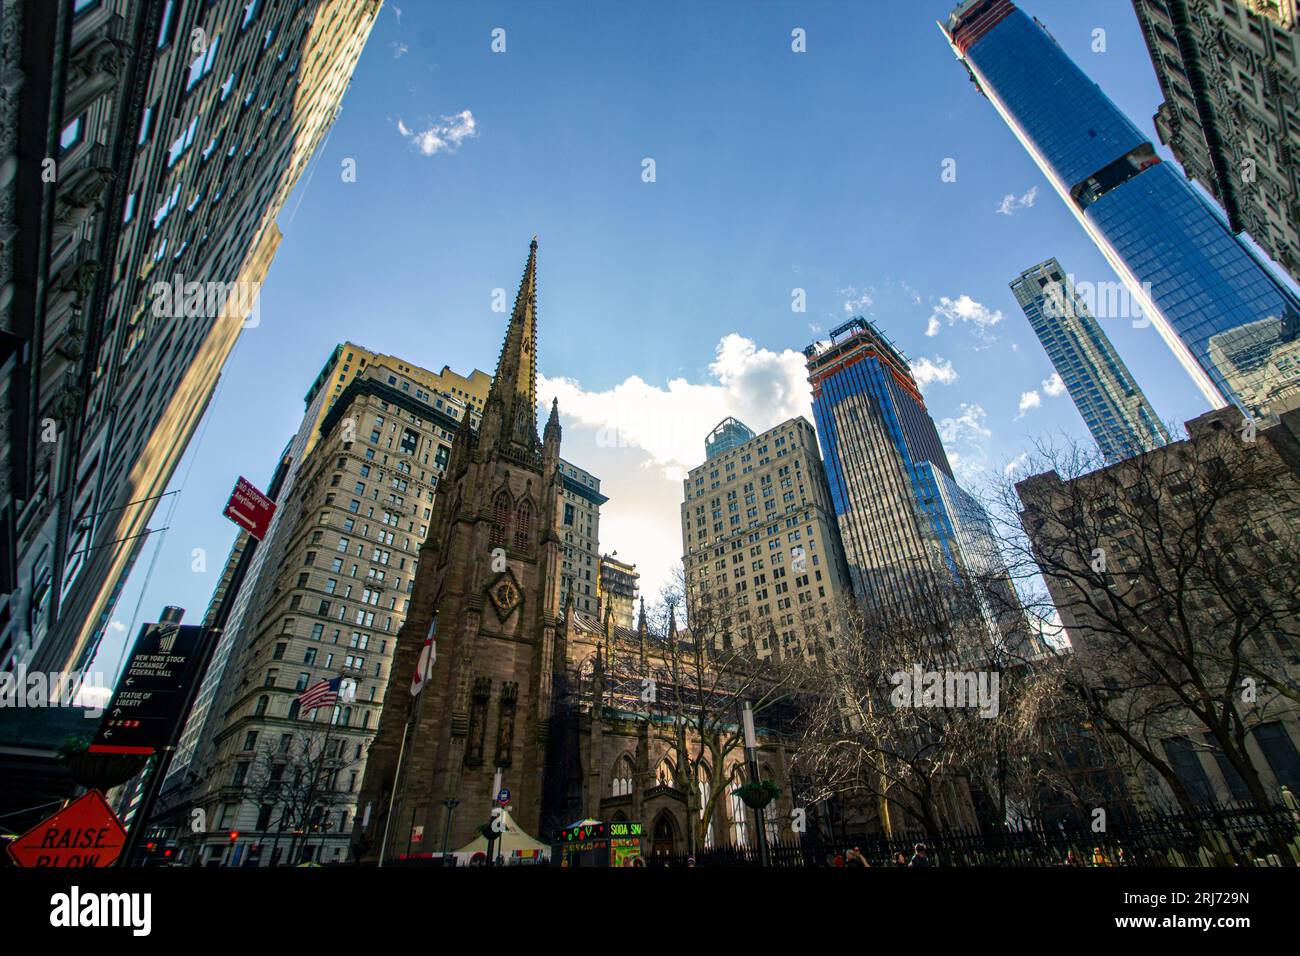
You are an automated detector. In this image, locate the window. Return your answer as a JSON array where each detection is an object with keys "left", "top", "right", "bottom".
[
  {"left": 490, "top": 490, "right": 510, "bottom": 549},
  {"left": 59, "top": 116, "right": 84, "bottom": 154}
]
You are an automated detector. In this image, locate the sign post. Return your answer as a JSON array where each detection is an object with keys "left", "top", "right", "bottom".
[
  {"left": 90, "top": 617, "right": 216, "bottom": 756},
  {"left": 222, "top": 476, "right": 276, "bottom": 541}
]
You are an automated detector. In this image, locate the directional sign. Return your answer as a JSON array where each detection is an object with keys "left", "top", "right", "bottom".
[
  {"left": 223, "top": 475, "right": 276, "bottom": 541},
  {"left": 6, "top": 790, "right": 126, "bottom": 867},
  {"left": 89, "top": 622, "right": 215, "bottom": 755}
]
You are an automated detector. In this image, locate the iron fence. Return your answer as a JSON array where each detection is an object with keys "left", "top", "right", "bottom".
[{"left": 647, "top": 801, "right": 1300, "bottom": 867}]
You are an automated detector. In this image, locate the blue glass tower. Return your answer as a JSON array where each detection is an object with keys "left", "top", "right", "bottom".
[
  {"left": 1011, "top": 257, "right": 1172, "bottom": 462},
  {"left": 944, "top": 0, "right": 1300, "bottom": 419},
  {"left": 805, "top": 319, "right": 965, "bottom": 614}
]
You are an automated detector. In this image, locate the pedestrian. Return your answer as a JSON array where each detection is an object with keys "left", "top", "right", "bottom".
[
  {"left": 892, "top": 851, "right": 907, "bottom": 866},
  {"left": 1064, "top": 849, "right": 1081, "bottom": 867},
  {"left": 845, "top": 847, "right": 869, "bottom": 868},
  {"left": 907, "top": 843, "right": 931, "bottom": 867},
  {"left": 1091, "top": 846, "right": 1110, "bottom": 867},
  {"left": 832, "top": 852, "right": 846, "bottom": 867},
  {"left": 686, "top": 856, "right": 696, "bottom": 867}
]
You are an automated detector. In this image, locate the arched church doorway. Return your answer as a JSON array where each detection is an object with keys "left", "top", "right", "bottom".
[{"left": 651, "top": 811, "right": 678, "bottom": 858}]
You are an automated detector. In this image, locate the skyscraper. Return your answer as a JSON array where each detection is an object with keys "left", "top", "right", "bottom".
[
  {"left": 596, "top": 553, "right": 639, "bottom": 630},
  {"left": 156, "top": 343, "right": 489, "bottom": 865},
  {"left": 1132, "top": 0, "right": 1300, "bottom": 288},
  {"left": 943, "top": 0, "right": 1300, "bottom": 420},
  {"left": 804, "top": 319, "right": 967, "bottom": 618},
  {"left": 0, "top": 0, "right": 382, "bottom": 684},
  {"left": 1011, "top": 257, "right": 1172, "bottom": 461},
  {"left": 680, "top": 416, "right": 852, "bottom": 661},
  {"left": 557, "top": 459, "right": 606, "bottom": 615}
]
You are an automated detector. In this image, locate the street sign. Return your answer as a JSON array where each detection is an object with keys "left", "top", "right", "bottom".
[
  {"left": 89, "top": 621, "right": 216, "bottom": 755},
  {"left": 222, "top": 475, "right": 276, "bottom": 541},
  {"left": 497, "top": 789, "right": 510, "bottom": 806},
  {"left": 6, "top": 791, "right": 126, "bottom": 867}
]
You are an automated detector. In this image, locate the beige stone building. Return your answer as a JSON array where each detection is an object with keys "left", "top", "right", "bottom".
[
  {"left": 597, "top": 553, "right": 639, "bottom": 630},
  {"left": 557, "top": 459, "right": 604, "bottom": 616},
  {"left": 162, "top": 342, "right": 489, "bottom": 865},
  {"left": 680, "top": 416, "right": 852, "bottom": 661}
]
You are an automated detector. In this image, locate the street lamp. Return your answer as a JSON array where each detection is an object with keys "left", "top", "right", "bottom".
[
  {"left": 440, "top": 798, "right": 460, "bottom": 859},
  {"left": 741, "top": 700, "right": 771, "bottom": 867}
]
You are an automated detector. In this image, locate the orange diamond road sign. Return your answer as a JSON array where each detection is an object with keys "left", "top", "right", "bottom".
[{"left": 6, "top": 790, "right": 127, "bottom": 867}]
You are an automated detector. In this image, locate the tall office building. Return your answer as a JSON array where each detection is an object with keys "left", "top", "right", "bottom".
[
  {"left": 1011, "top": 258, "right": 1172, "bottom": 461},
  {"left": 158, "top": 343, "right": 488, "bottom": 865},
  {"left": 0, "top": 0, "right": 382, "bottom": 685},
  {"left": 680, "top": 416, "right": 852, "bottom": 660},
  {"left": 943, "top": 0, "right": 1300, "bottom": 420},
  {"left": 1132, "top": 0, "right": 1300, "bottom": 288},
  {"left": 557, "top": 459, "right": 605, "bottom": 615},
  {"left": 597, "top": 552, "right": 639, "bottom": 630},
  {"left": 805, "top": 318, "right": 1006, "bottom": 623}
]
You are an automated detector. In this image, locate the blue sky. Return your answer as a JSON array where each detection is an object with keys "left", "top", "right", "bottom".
[{"left": 97, "top": 0, "right": 1265, "bottom": 677}]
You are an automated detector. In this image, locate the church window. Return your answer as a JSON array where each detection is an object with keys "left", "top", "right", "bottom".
[{"left": 489, "top": 490, "right": 511, "bottom": 549}]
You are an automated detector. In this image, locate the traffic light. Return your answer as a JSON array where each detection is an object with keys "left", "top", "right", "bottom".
[{"left": 229, "top": 831, "right": 239, "bottom": 844}]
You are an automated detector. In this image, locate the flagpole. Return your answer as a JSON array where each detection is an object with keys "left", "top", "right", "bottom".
[
  {"left": 380, "top": 614, "right": 436, "bottom": 864},
  {"left": 377, "top": 716, "right": 410, "bottom": 868}
]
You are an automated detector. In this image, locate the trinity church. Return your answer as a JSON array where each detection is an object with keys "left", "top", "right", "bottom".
[{"left": 351, "top": 240, "right": 801, "bottom": 861}]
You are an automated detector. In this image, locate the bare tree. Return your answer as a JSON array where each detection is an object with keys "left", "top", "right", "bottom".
[
  {"left": 983, "top": 422, "right": 1300, "bottom": 814},
  {"left": 243, "top": 720, "right": 361, "bottom": 864},
  {"left": 790, "top": 574, "right": 1057, "bottom": 840}
]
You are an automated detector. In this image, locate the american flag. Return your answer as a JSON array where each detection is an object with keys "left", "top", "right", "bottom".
[{"left": 298, "top": 676, "right": 343, "bottom": 712}]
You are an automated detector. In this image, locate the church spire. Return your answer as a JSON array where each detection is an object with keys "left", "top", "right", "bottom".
[{"left": 484, "top": 237, "right": 540, "bottom": 453}]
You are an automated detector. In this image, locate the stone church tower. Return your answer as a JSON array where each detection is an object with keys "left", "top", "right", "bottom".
[{"left": 354, "top": 238, "right": 566, "bottom": 860}]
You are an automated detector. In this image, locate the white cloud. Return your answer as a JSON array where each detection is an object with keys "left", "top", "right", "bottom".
[
  {"left": 1016, "top": 390, "right": 1042, "bottom": 418},
  {"left": 839, "top": 286, "right": 873, "bottom": 315},
  {"left": 1042, "top": 371, "right": 1066, "bottom": 397},
  {"left": 391, "top": 41, "right": 409, "bottom": 59},
  {"left": 927, "top": 294, "right": 1004, "bottom": 339},
  {"left": 939, "top": 402, "right": 991, "bottom": 445},
  {"left": 910, "top": 355, "right": 957, "bottom": 393},
  {"left": 397, "top": 110, "right": 478, "bottom": 156},
  {"left": 939, "top": 402, "right": 993, "bottom": 486},
  {"left": 538, "top": 334, "right": 814, "bottom": 602},
  {"left": 996, "top": 185, "right": 1040, "bottom": 216},
  {"left": 1003, "top": 451, "right": 1029, "bottom": 477}
]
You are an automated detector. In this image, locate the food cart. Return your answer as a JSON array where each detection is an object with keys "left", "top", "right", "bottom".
[{"left": 553, "top": 819, "right": 643, "bottom": 867}]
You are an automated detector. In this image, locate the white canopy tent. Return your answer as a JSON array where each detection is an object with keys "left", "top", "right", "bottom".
[{"left": 453, "top": 808, "right": 550, "bottom": 866}]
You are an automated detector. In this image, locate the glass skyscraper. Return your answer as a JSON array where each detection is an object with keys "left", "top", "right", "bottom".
[
  {"left": 806, "top": 319, "right": 975, "bottom": 617},
  {"left": 1011, "top": 257, "right": 1172, "bottom": 462},
  {"left": 944, "top": 0, "right": 1300, "bottom": 420}
]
